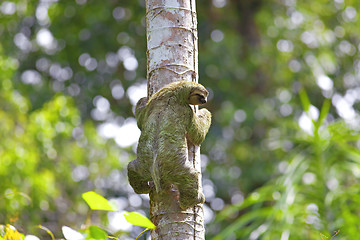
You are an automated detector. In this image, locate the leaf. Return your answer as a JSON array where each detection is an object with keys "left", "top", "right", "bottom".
[
  {"left": 213, "top": 207, "right": 273, "bottom": 240},
  {"left": 62, "top": 226, "right": 85, "bottom": 240},
  {"left": 38, "top": 225, "right": 55, "bottom": 240},
  {"left": 318, "top": 98, "right": 330, "bottom": 125},
  {"left": 315, "top": 98, "right": 331, "bottom": 133},
  {"left": 82, "top": 191, "right": 117, "bottom": 211},
  {"left": 124, "top": 211, "right": 156, "bottom": 229},
  {"left": 24, "top": 235, "right": 40, "bottom": 240},
  {"left": 87, "top": 226, "right": 107, "bottom": 240},
  {"left": 298, "top": 88, "right": 310, "bottom": 112}
]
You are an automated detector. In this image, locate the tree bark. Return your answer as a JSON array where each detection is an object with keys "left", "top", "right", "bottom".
[{"left": 145, "top": 0, "right": 205, "bottom": 239}]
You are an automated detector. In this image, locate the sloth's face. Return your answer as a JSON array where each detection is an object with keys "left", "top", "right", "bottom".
[{"left": 188, "top": 88, "right": 209, "bottom": 105}]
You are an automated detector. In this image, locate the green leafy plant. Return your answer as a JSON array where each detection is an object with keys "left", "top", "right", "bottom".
[
  {"left": 79, "top": 191, "right": 155, "bottom": 240},
  {"left": 1, "top": 192, "right": 155, "bottom": 240},
  {"left": 82, "top": 191, "right": 117, "bottom": 212},
  {"left": 214, "top": 93, "right": 360, "bottom": 239},
  {"left": 320, "top": 230, "right": 340, "bottom": 240},
  {"left": 124, "top": 211, "right": 156, "bottom": 240}
]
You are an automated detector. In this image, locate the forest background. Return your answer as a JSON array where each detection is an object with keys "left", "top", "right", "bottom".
[{"left": 1, "top": 0, "right": 360, "bottom": 239}]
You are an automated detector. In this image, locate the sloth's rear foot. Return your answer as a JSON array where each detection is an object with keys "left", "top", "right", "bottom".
[
  {"left": 179, "top": 191, "right": 205, "bottom": 209},
  {"left": 127, "top": 160, "right": 151, "bottom": 194}
]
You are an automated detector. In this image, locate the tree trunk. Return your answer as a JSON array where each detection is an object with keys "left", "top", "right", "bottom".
[{"left": 145, "top": 0, "right": 205, "bottom": 239}]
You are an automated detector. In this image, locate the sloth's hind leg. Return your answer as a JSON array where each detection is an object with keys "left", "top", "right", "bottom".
[
  {"left": 127, "top": 159, "right": 151, "bottom": 194},
  {"left": 173, "top": 171, "right": 205, "bottom": 209}
]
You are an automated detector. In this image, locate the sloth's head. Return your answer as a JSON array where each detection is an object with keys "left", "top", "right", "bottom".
[
  {"left": 188, "top": 87, "right": 209, "bottom": 105},
  {"left": 151, "top": 81, "right": 209, "bottom": 106}
]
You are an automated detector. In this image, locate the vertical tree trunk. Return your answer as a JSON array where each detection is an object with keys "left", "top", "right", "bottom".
[{"left": 145, "top": 0, "right": 205, "bottom": 239}]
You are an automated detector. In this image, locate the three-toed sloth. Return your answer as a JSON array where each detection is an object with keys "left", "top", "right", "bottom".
[{"left": 127, "top": 81, "right": 212, "bottom": 209}]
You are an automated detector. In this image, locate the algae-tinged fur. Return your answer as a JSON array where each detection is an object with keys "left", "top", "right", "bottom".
[{"left": 128, "top": 81, "right": 211, "bottom": 209}]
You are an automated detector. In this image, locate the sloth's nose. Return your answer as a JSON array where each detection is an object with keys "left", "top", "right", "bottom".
[{"left": 200, "top": 97, "right": 207, "bottom": 104}]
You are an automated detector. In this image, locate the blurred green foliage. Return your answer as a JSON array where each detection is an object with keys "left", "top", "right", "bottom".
[
  {"left": 1, "top": 0, "right": 360, "bottom": 239},
  {"left": 0, "top": 193, "right": 154, "bottom": 240}
]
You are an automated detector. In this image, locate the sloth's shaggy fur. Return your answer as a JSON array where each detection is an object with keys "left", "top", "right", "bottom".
[{"left": 128, "top": 81, "right": 212, "bottom": 209}]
